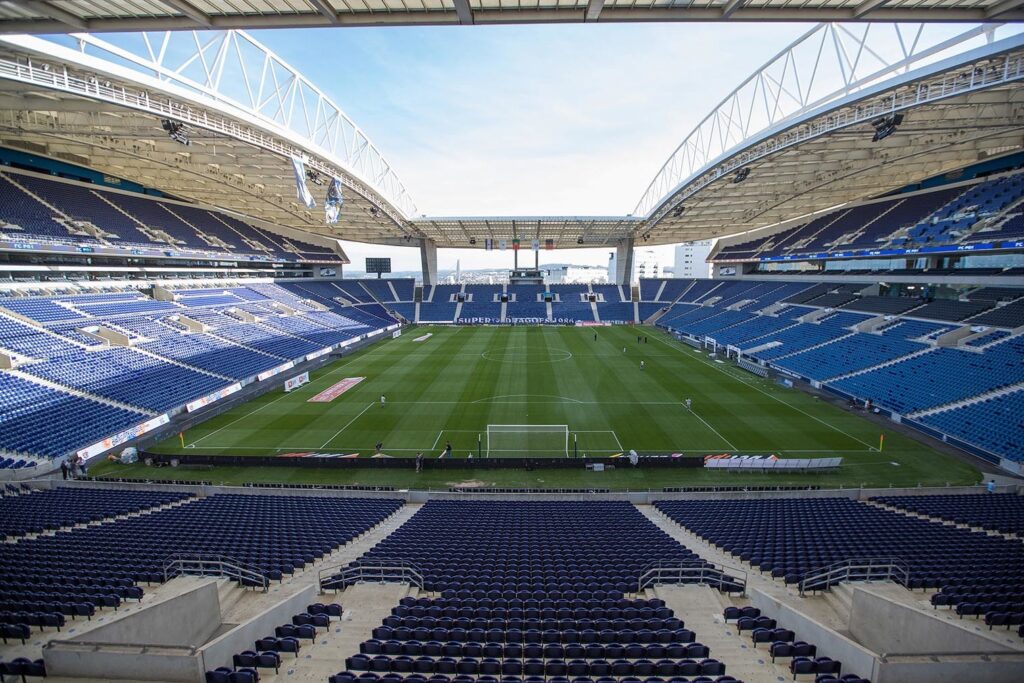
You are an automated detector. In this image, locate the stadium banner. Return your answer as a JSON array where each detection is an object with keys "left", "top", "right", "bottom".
[
  {"left": 76, "top": 414, "right": 171, "bottom": 460},
  {"left": 284, "top": 372, "right": 310, "bottom": 392},
  {"left": 336, "top": 337, "right": 361, "bottom": 349},
  {"left": 185, "top": 382, "right": 243, "bottom": 412},
  {"left": 531, "top": 239, "right": 540, "bottom": 251},
  {"left": 324, "top": 177, "right": 343, "bottom": 223},
  {"left": 289, "top": 155, "right": 316, "bottom": 209},
  {"left": 392, "top": 329, "right": 402, "bottom": 339},
  {"left": 306, "top": 347, "right": 332, "bottom": 361},
  {"left": 308, "top": 377, "right": 365, "bottom": 402},
  {"left": 545, "top": 239, "right": 555, "bottom": 250},
  {"left": 575, "top": 321, "right": 611, "bottom": 327},
  {"left": 258, "top": 361, "right": 295, "bottom": 382},
  {"left": 499, "top": 239, "right": 507, "bottom": 250},
  {"left": 484, "top": 238, "right": 493, "bottom": 250}
]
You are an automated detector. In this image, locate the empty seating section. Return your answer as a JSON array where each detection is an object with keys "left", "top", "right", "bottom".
[
  {"left": 773, "top": 334, "right": 926, "bottom": 381},
  {"left": 330, "top": 501, "right": 733, "bottom": 683},
  {"left": 459, "top": 303, "right": 502, "bottom": 322},
  {"left": 714, "top": 173, "right": 1023, "bottom": 262},
  {"left": 592, "top": 285, "right": 625, "bottom": 302},
  {"left": 0, "top": 493, "right": 401, "bottom": 635},
  {"left": 0, "top": 314, "right": 82, "bottom": 357},
  {"left": 0, "top": 373, "right": 146, "bottom": 459},
  {"left": 970, "top": 300, "right": 1024, "bottom": 328},
  {"left": 551, "top": 301, "right": 594, "bottom": 322},
  {"left": 20, "top": 347, "right": 227, "bottom": 412},
  {"left": 140, "top": 333, "right": 282, "bottom": 379},
  {"left": 873, "top": 493, "right": 1024, "bottom": 536},
  {"left": 654, "top": 498, "right": 1024, "bottom": 594},
  {"left": 0, "top": 282, "right": 396, "bottom": 463},
  {"left": 839, "top": 296, "right": 922, "bottom": 315},
  {"left": 644, "top": 278, "right": 1024, "bottom": 461},
  {"left": 917, "top": 389, "right": 1024, "bottom": 462},
  {"left": 964, "top": 329, "right": 1011, "bottom": 347},
  {"left": 603, "top": 302, "right": 638, "bottom": 322},
  {"left": 0, "top": 171, "right": 342, "bottom": 262},
  {"left": 905, "top": 299, "right": 992, "bottom": 322},
  {"left": 876, "top": 320, "right": 952, "bottom": 341},
  {"left": 831, "top": 337, "right": 1024, "bottom": 415},
  {"left": 0, "top": 487, "right": 191, "bottom": 539}
]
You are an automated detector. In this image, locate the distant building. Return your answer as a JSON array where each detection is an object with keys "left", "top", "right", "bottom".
[
  {"left": 674, "top": 240, "right": 715, "bottom": 279},
  {"left": 548, "top": 264, "right": 609, "bottom": 284},
  {"left": 635, "top": 249, "right": 661, "bottom": 281}
]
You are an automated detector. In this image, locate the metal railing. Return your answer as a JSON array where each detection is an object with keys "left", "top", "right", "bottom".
[
  {"left": 163, "top": 552, "right": 269, "bottom": 592},
  {"left": 637, "top": 559, "right": 747, "bottom": 596},
  {"left": 798, "top": 557, "right": 910, "bottom": 596},
  {"left": 319, "top": 559, "right": 424, "bottom": 593}
]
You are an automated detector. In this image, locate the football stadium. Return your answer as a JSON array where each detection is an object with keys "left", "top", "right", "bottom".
[{"left": 0, "top": 4, "right": 1023, "bottom": 683}]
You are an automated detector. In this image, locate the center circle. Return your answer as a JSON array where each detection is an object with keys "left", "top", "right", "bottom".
[{"left": 480, "top": 349, "right": 573, "bottom": 364}]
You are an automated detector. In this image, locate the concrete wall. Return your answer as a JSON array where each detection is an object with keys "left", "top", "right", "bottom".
[
  {"left": 44, "top": 641, "right": 204, "bottom": 682},
  {"left": 849, "top": 586, "right": 1018, "bottom": 655},
  {"left": 750, "top": 588, "right": 878, "bottom": 681},
  {"left": 55, "top": 478, "right": 1020, "bottom": 502},
  {"left": 875, "top": 653, "right": 1024, "bottom": 683},
  {"left": 199, "top": 585, "right": 316, "bottom": 673},
  {"left": 70, "top": 580, "right": 222, "bottom": 647},
  {"left": 44, "top": 580, "right": 222, "bottom": 682}
]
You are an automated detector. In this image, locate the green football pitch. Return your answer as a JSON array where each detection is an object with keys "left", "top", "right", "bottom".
[{"left": 94, "top": 325, "right": 982, "bottom": 489}]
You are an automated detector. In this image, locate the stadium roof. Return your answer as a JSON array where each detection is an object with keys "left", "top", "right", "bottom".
[
  {"left": 0, "top": 0, "right": 1022, "bottom": 33},
  {"left": 0, "top": 22, "right": 1020, "bottom": 250}
]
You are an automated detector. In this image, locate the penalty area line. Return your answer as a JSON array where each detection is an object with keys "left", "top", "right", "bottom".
[
  {"left": 683, "top": 403, "right": 738, "bottom": 451},
  {"left": 320, "top": 401, "right": 376, "bottom": 449}
]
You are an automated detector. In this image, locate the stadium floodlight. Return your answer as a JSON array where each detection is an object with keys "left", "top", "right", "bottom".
[
  {"left": 871, "top": 113, "right": 904, "bottom": 142},
  {"left": 160, "top": 119, "right": 190, "bottom": 145},
  {"left": 486, "top": 425, "right": 569, "bottom": 458},
  {"left": 733, "top": 167, "right": 750, "bottom": 184}
]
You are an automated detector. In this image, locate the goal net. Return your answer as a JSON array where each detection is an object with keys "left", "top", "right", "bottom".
[{"left": 486, "top": 425, "right": 569, "bottom": 458}]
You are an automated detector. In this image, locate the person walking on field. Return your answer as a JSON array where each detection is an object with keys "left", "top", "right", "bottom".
[
  {"left": 380, "top": 394, "right": 386, "bottom": 407},
  {"left": 415, "top": 452, "right": 424, "bottom": 472},
  {"left": 685, "top": 398, "right": 692, "bottom": 410},
  {"left": 640, "top": 360, "right": 645, "bottom": 370}
]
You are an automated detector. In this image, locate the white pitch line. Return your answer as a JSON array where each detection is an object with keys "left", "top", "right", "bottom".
[
  {"left": 651, "top": 333, "right": 876, "bottom": 450},
  {"left": 684, "top": 403, "right": 738, "bottom": 451},
  {"left": 432, "top": 430, "right": 444, "bottom": 450},
  {"left": 320, "top": 401, "right": 376, "bottom": 449},
  {"left": 186, "top": 335, "right": 398, "bottom": 447},
  {"left": 612, "top": 431, "right": 624, "bottom": 451}
]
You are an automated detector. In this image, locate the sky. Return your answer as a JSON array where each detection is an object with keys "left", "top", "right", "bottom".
[{"left": 250, "top": 23, "right": 810, "bottom": 272}]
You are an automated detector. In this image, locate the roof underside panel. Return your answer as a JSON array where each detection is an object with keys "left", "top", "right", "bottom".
[{"left": 0, "top": 0, "right": 1020, "bottom": 33}]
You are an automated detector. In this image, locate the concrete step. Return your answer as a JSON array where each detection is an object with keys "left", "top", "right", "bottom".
[{"left": 656, "top": 584, "right": 792, "bottom": 683}]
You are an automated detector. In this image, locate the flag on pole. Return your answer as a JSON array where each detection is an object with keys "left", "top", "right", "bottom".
[
  {"left": 512, "top": 238, "right": 521, "bottom": 251},
  {"left": 499, "top": 239, "right": 507, "bottom": 250},
  {"left": 179, "top": 432, "right": 185, "bottom": 448},
  {"left": 289, "top": 155, "right": 316, "bottom": 209},
  {"left": 484, "top": 238, "right": 493, "bottom": 251},
  {"left": 879, "top": 434, "right": 884, "bottom": 452},
  {"left": 531, "top": 239, "right": 540, "bottom": 252},
  {"left": 545, "top": 238, "right": 555, "bottom": 250},
  {"left": 324, "top": 177, "right": 343, "bottom": 224}
]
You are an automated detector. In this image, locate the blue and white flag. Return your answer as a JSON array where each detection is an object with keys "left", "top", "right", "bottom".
[
  {"left": 325, "top": 177, "right": 343, "bottom": 224},
  {"left": 290, "top": 155, "right": 316, "bottom": 209},
  {"left": 484, "top": 238, "right": 493, "bottom": 251}
]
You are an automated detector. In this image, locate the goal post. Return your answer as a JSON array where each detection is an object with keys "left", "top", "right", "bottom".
[{"left": 485, "top": 424, "right": 569, "bottom": 458}]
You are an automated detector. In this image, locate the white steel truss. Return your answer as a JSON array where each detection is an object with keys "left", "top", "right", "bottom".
[
  {"left": 635, "top": 22, "right": 1024, "bottom": 219},
  {"left": 13, "top": 30, "right": 418, "bottom": 220}
]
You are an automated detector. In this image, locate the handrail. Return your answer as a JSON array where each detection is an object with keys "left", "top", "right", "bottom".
[
  {"left": 637, "top": 560, "right": 747, "bottom": 597},
  {"left": 319, "top": 558, "right": 424, "bottom": 593},
  {"left": 162, "top": 552, "right": 269, "bottom": 592},
  {"left": 798, "top": 556, "right": 909, "bottom": 596}
]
